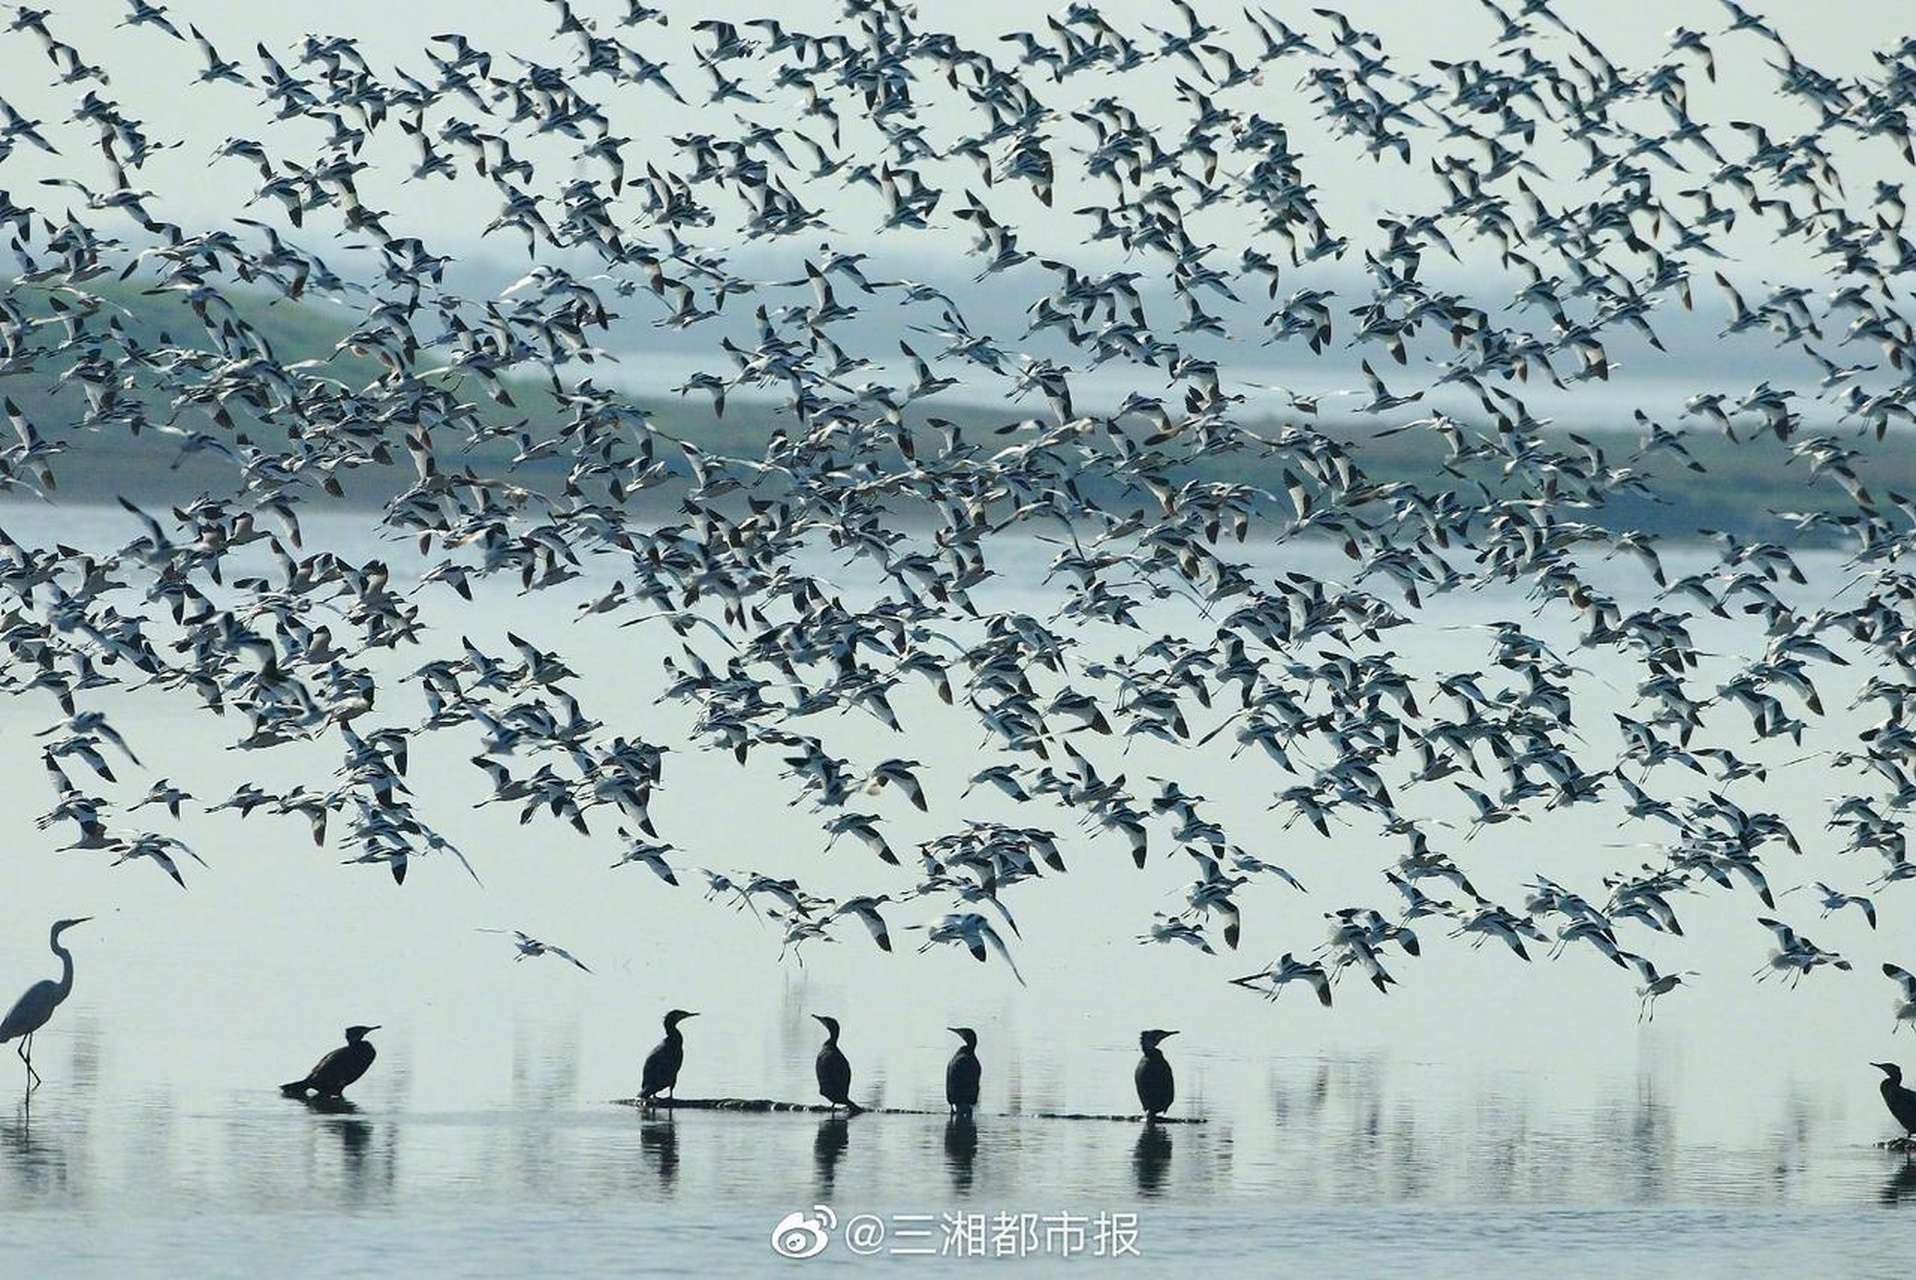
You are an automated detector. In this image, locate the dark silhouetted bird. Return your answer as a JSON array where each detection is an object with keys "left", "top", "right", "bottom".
[
  {"left": 1135, "top": 1029, "right": 1178, "bottom": 1120},
  {"left": 281, "top": 1025, "right": 379, "bottom": 1098},
  {"left": 945, "top": 1026, "right": 980, "bottom": 1117},
  {"left": 1875, "top": 1062, "right": 1916, "bottom": 1138},
  {"left": 0, "top": 917, "right": 91, "bottom": 1091},
  {"left": 813, "top": 1014, "right": 857, "bottom": 1113},
  {"left": 640, "top": 1009, "right": 697, "bottom": 1104}
]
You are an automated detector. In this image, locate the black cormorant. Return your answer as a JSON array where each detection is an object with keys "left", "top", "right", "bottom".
[
  {"left": 813, "top": 1014, "right": 857, "bottom": 1113},
  {"left": 640, "top": 1009, "right": 697, "bottom": 1104},
  {"left": 282, "top": 1025, "right": 379, "bottom": 1099},
  {"left": 1135, "top": 1029, "right": 1177, "bottom": 1120},
  {"left": 1874, "top": 1062, "right": 1916, "bottom": 1136},
  {"left": 945, "top": 1027, "right": 981, "bottom": 1117}
]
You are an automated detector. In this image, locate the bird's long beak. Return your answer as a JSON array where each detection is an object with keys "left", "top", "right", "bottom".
[
  {"left": 365, "top": 1025, "right": 382, "bottom": 1032},
  {"left": 683, "top": 1012, "right": 699, "bottom": 1019},
  {"left": 71, "top": 917, "right": 94, "bottom": 926},
  {"left": 1873, "top": 1062, "right": 1896, "bottom": 1072},
  {"left": 1162, "top": 1030, "right": 1179, "bottom": 1038}
]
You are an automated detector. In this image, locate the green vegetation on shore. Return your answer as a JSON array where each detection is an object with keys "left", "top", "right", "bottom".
[{"left": 3, "top": 279, "right": 1902, "bottom": 541}]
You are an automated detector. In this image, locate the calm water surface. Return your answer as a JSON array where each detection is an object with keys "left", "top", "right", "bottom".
[{"left": 2, "top": 506, "right": 1915, "bottom": 1276}]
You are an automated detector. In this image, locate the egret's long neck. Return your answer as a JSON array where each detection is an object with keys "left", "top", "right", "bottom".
[{"left": 51, "top": 938, "right": 74, "bottom": 998}]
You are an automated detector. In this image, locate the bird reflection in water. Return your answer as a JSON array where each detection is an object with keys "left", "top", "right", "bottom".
[
  {"left": 307, "top": 1100, "right": 396, "bottom": 1198},
  {"left": 1882, "top": 1149, "right": 1916, "bottom": 1206},
  {"left": 1132, "top": 1124, "right": 1172, "bottom": 1197},
  {"left": 326, "top": 1116, "right": 373, "bottom": 1190},
  {"left": 814, "top": 1116, "right": 849, "bottom": 1193},
  {"left": 943, "top": 1117, "right": 978, "bottom": 1194},
  {"left": 641, "top": 1115, "right": 679, "bottom": 1191},
  {"left": 1, "top": 1100, "right": 71, "bottom": 1196}
]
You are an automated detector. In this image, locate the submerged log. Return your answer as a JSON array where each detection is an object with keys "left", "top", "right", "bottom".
[
  {"left": 1034, "top": 1111, "right": 1206, "bottom": 1125},
  {"left": 613, "top": 1097, "right": 1205, "bottom": 1123},
  {"left": 613, "top": 1097, "right": 936, "bottom": 1115}
]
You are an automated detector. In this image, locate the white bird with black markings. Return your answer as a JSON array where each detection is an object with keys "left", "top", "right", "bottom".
[
  {"left": 1885, "top": 964, "right": 1916, "bottom": 1034},
  {"left": 832, "top": 895, "right": 896, "bottom": 952},
  {"left": 1230, "top": 952, "right": 1334, "bottom": 1007},
  {"left": 916, "top": 912, "right": 1025, "bottom": 985},
  {"left": 482, "top": 929, "right": 592, "bottom": 973}
]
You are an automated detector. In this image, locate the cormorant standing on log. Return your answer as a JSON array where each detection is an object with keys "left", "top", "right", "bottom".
[
  {"left": 814, "top": 1015, "right": 858, "bottom": 1113},
  {"left": 1135, "top": 1029, "right": 1177, "bottom": 1120},
  {"left": 640, "top": 1009, "right": 697, "bottom": 1105},
  {"left": 946, "top": 1027, "right": 980, "bottom": 1118}
]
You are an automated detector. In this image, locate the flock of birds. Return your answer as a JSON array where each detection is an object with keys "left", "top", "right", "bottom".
[{"left": 1, "top": 0, "right": 1916, "bottom": 1130}]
